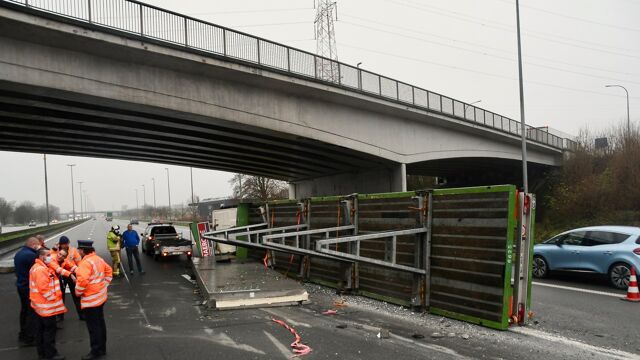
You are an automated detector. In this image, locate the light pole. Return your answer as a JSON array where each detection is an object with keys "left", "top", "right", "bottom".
[
  {"left": 141, "top": 184, "right": 146, "bottom": 209},
  {"left": 605, "top": 85, "right": 631, "bottom": 136},
  {"left": 151, "top": 177, "right": 156, "bottom": 209},
  {"left": 135, "top": 189, "right": 139, "bottom": 218},
  {"left": 190, "top": 167, "right": 195, "bottom": 220},
  {"left": 356, "top": 62, "right": 363, "bottom": 90},
  {"left": 83, "top": 190, "right": 88, "bottom": 216},
  {"left": 464, "top": 100, "right": 482, "bottom": 119},
  {"left": 165, "top": 168, "right": 172, "bottom": 220},
  {"left": 67, "top": 164, "right": 76, "bottom": 220},
  {"left": 515, "top": 0, "right": 528, "bottom": 194},
  {"left": 43, "top": 154, "right": 50, "bottom": 225},
  {"left": 77, "top": 181, "right": 84, "bottom": 219}
]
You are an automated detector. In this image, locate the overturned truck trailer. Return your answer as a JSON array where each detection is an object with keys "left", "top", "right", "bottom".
[{"left": 203, "top": 185, "right": 535, "bottom": 330}]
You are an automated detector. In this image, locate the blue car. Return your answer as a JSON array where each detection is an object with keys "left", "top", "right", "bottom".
[{"left": 533, "top": 226, "right": 640, "bottom": 289}]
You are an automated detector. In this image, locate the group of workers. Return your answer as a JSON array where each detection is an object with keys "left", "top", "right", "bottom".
[{"left": 13, "top": 223, "right": 144, "bottom": 360}]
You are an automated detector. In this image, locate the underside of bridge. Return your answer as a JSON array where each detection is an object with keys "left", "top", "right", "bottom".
[{"left": 0, "top": 84, "right": 390, "bottom": 181}]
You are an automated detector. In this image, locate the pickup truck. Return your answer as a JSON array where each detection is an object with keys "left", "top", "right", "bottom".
[{"left": 140, "top": 223, "right": 192, "bottom": 260}]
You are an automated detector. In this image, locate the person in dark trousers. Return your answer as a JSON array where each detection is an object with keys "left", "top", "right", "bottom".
[
  {"left": 57, "top": 236, "right": 84, "bottom": 320},
  {"left": 121, "top": 224, "right": 145, "bottom": 275},
  {"left": 14, "top": 237, "right": 40, "bottom": 347},
  {"left": 30, "top": 248, "right": 67, "bottom": 360},
  {"left": 75, "top": 240, "right": 113, "bottom": 360}
]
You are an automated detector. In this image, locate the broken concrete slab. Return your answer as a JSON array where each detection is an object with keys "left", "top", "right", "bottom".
[{"left": 192, "top": 257, "right": 309, "bottom": 310}]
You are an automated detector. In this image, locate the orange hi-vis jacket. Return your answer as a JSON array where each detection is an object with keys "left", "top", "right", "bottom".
[
  {"left": 48, "top": 248, "right": 71, "bottom": 278},
  {"left": 61, "top": 247, "right": 82, "bottom": 274},
  {"left": 75, "top": 253, "right": 113, "bottom": 309},
  {"left": 29, "top": 259, "right": 67, "bottom": 317}
]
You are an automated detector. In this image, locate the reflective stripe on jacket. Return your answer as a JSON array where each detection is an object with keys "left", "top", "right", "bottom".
[
  {"left": 75, "top": 253, "right": 113, "bottom": 309},
  {"left": 47, "top": 248, "right": 71, "bottom": 277},
  {"left": 29, "top": 259, "right": 67, "bottom": 317},
  {"left": 61, "top": 247, "right": 82, "bottom": 273}
]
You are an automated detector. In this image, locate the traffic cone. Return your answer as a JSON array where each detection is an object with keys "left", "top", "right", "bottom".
[{"left": 622, "top": 266, "right": 640, "bottom": 302}]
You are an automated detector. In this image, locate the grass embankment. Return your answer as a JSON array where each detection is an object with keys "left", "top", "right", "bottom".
[{"left": 535, "top": 124, "right": 640, "bottom": 242}]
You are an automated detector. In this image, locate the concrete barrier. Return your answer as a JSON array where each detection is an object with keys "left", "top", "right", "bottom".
[{"left": 0, "top": 219, "right": 88, "bottom": 257}]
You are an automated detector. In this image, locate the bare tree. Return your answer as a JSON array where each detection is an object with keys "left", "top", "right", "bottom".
[
  {"left": 0, "top": 197, "right": 14, "bottom": 224},
  {"left": 229, "top": 174, "right": 288, "bottom": 202}
]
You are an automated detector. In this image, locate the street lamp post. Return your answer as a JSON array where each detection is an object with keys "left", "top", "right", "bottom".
[
  {"left": 165, "top": 168, "right": 172, "bottom": 220},
  {"left": 67, "top": 164, "right": 76, "bottom": 220},
  {"left": 605, "top": 85, "right": 631, "bottom": 136},
  {"left": 151, "top": 177, "right": 156, "bottom": 208},
  {"left": 43, "top": 154, "right": 50, "bottom": 225},
  {"left": 190, "top": 167, "right": 195, "bottom": 220},
  {"left": 135, "top": 189, "right": 139, "bottom": 218},
  {"left": 515, "top": 0, "right": 528, "bottom": 194},
  {"left": 77, "top": 181, "right": 84, "bottom": 219}
]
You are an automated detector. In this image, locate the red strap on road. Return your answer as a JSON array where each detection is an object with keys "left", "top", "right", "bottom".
[{"left": 272, "top": 318, "right": 312, "bottom": 357}]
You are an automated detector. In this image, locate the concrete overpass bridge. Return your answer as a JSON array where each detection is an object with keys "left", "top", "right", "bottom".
[{"left": 0, "top": 0, "right": 575, "bottom": 197}]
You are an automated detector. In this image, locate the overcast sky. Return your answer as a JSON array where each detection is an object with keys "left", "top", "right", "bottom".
[{"left": 1, "top": 0, "right": 638, "bottom": 213}]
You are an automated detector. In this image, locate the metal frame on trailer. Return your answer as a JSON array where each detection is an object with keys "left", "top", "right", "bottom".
[
  {"left": 315, "top": 228, "right": 429, "bottom": 274},
  {"left": 199, "top": 185, "right": 535, "bottom": 330}
]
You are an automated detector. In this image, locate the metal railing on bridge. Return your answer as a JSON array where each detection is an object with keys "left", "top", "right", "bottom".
[{"left": 4, "top": 0, "right": 577, "bottom": 151}]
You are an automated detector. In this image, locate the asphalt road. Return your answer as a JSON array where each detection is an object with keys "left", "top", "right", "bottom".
[{"left": 0, "top": 219, "right": 638, "bottom": 360}]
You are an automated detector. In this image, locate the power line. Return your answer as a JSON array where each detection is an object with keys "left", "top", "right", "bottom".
[
  {"left": 342, "top": 13, "right": 640, "bottom": 77},
  {"left": 232, "top": 21, "right": 308, "bottom": 28},
  {"left": 189, "top": 7, "right": 312, "bottom": 16},
  {"left": 388, "top": 0, "right": 640, "bottom": 57},
  {"left": 493, "top": 0, "right": 640, "bottom": 33},
  {"left": 340, "top": 20, "right": 640, "bottom": 85},
  {"left": 338, "top": 42, "right": 640, "bottom": 100}
]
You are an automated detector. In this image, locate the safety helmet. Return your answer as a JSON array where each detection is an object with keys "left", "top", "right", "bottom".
[{"left": 113, "top": 225, "right": 120, "bottom": 231}]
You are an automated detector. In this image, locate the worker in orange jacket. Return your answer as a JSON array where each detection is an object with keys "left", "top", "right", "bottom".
[
  {"left": 75, "top": 240, "right": 112, "bottom": 360},
  {"left": 29, "top": 248, "right": 67, "bottom": 360},
  {"left": 57, "top": 236, "right": 84, "bottom": 320}
]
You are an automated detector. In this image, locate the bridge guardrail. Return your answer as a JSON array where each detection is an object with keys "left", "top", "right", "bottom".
[
  {"left": 3, "top": 0, "right": 576, "bottom": 151},
  {"left": 0, "top": 219, "right": 89, "bottom": 256}
]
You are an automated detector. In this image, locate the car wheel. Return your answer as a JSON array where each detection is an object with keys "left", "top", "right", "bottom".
[
  {"left": 608, "top": 263, "right": 631, "bottom": 290},
  {"left": 533, "top": 256, "right": 549, "bottom": 278}
]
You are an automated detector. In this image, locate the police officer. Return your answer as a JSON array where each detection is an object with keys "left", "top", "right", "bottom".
[
  {"left": 57, "top": 236, "right": 84, "bottom": 320},
  {"left": 30, "top": 248, "right": 67, "bottom": 360},
  {"left": 76, "top": 240, "right": 112, "bottom": 360}
]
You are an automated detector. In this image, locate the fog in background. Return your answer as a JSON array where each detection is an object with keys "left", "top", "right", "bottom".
[{"left": 1, "top": 0, "right": 638, "bottom": 212}]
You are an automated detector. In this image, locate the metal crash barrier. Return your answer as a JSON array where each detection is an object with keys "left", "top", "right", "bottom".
[{"left": 202, "top": 185, "right": 534, "bottom": 330}]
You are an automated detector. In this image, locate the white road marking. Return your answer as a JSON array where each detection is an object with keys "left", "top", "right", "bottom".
[
  {"left": 263, "top": 330, "right": 292, "bottom": 359},
  {"left": 511, "top": 327, "right": 640, "bottom": 360},
  {"left": 533, "top": 281, "right": 622, "bottom": 298},
  {"left": 209, "top": 332, "right": 266, "bottom": 355},
  {"left": 43, "top": 221, "right": 89, "bottom": 244}
]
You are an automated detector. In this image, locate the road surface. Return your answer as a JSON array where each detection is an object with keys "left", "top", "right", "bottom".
[{"left": 0, "top": 219, "right": 638, "bottom": 359}]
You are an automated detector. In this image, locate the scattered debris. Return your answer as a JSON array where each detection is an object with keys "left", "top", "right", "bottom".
[
  {"left": 272, "top": 318, "right": 312, "bottom": 357},
  {"left": 181, "top": 274, "right": 196, "bottom": 285},
  {"left": 431, "top": 332, "right": 445, "bottom": 339},
  {"left": 336, "top": 324, "right": 348, "bottom": 329},
  {"left": 411, "top": 333, "right": 425, "bottom": 339},
  {"left": 322, "top": 309, "right": 338, "bottom": 315},
  {"left": 447, "top": 332, "right": 456, "bottom": 337},
  {"left": 461, "top": 334, "right": 470, "bottom": 340},
  {"left": 377, "top": 329, "right": 390, "bottom": 339},
  {"left": 333, "top": 298, "right": 348, "bottom": 308}
]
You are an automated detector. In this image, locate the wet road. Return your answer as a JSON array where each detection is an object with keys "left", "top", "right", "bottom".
[{"left": 0, "top": 219, "right": 638, "bottom": 359}]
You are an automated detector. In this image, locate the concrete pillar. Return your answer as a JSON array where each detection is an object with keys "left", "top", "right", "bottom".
[
  {"left": 291, "top": 164, "right": 408, "bottom": 198},
  {"left": 288, "top": 183, "right": 296, "bottom": 200}
]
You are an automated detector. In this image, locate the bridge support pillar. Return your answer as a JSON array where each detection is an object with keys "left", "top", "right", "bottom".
[{"left": 291, "top": 164, "right": 408, "bottom": 198}]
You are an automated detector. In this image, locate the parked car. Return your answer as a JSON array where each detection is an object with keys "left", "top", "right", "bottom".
[
  {"left": 51, "top": 219, "right": 59, "bottom": 224},
  {"left": 533, "top": 226, "right": 640, "bottom": 289},
  {"left": 130, "top": 218, "right": 139, "bottom": 225},
  {"left": 28, "top": 220, "right": 37, "bottom": 227}
]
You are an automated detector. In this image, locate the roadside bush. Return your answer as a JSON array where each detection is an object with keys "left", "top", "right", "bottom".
[{"left": 537, "top": 122, "right": 640, "bottom": 240}]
